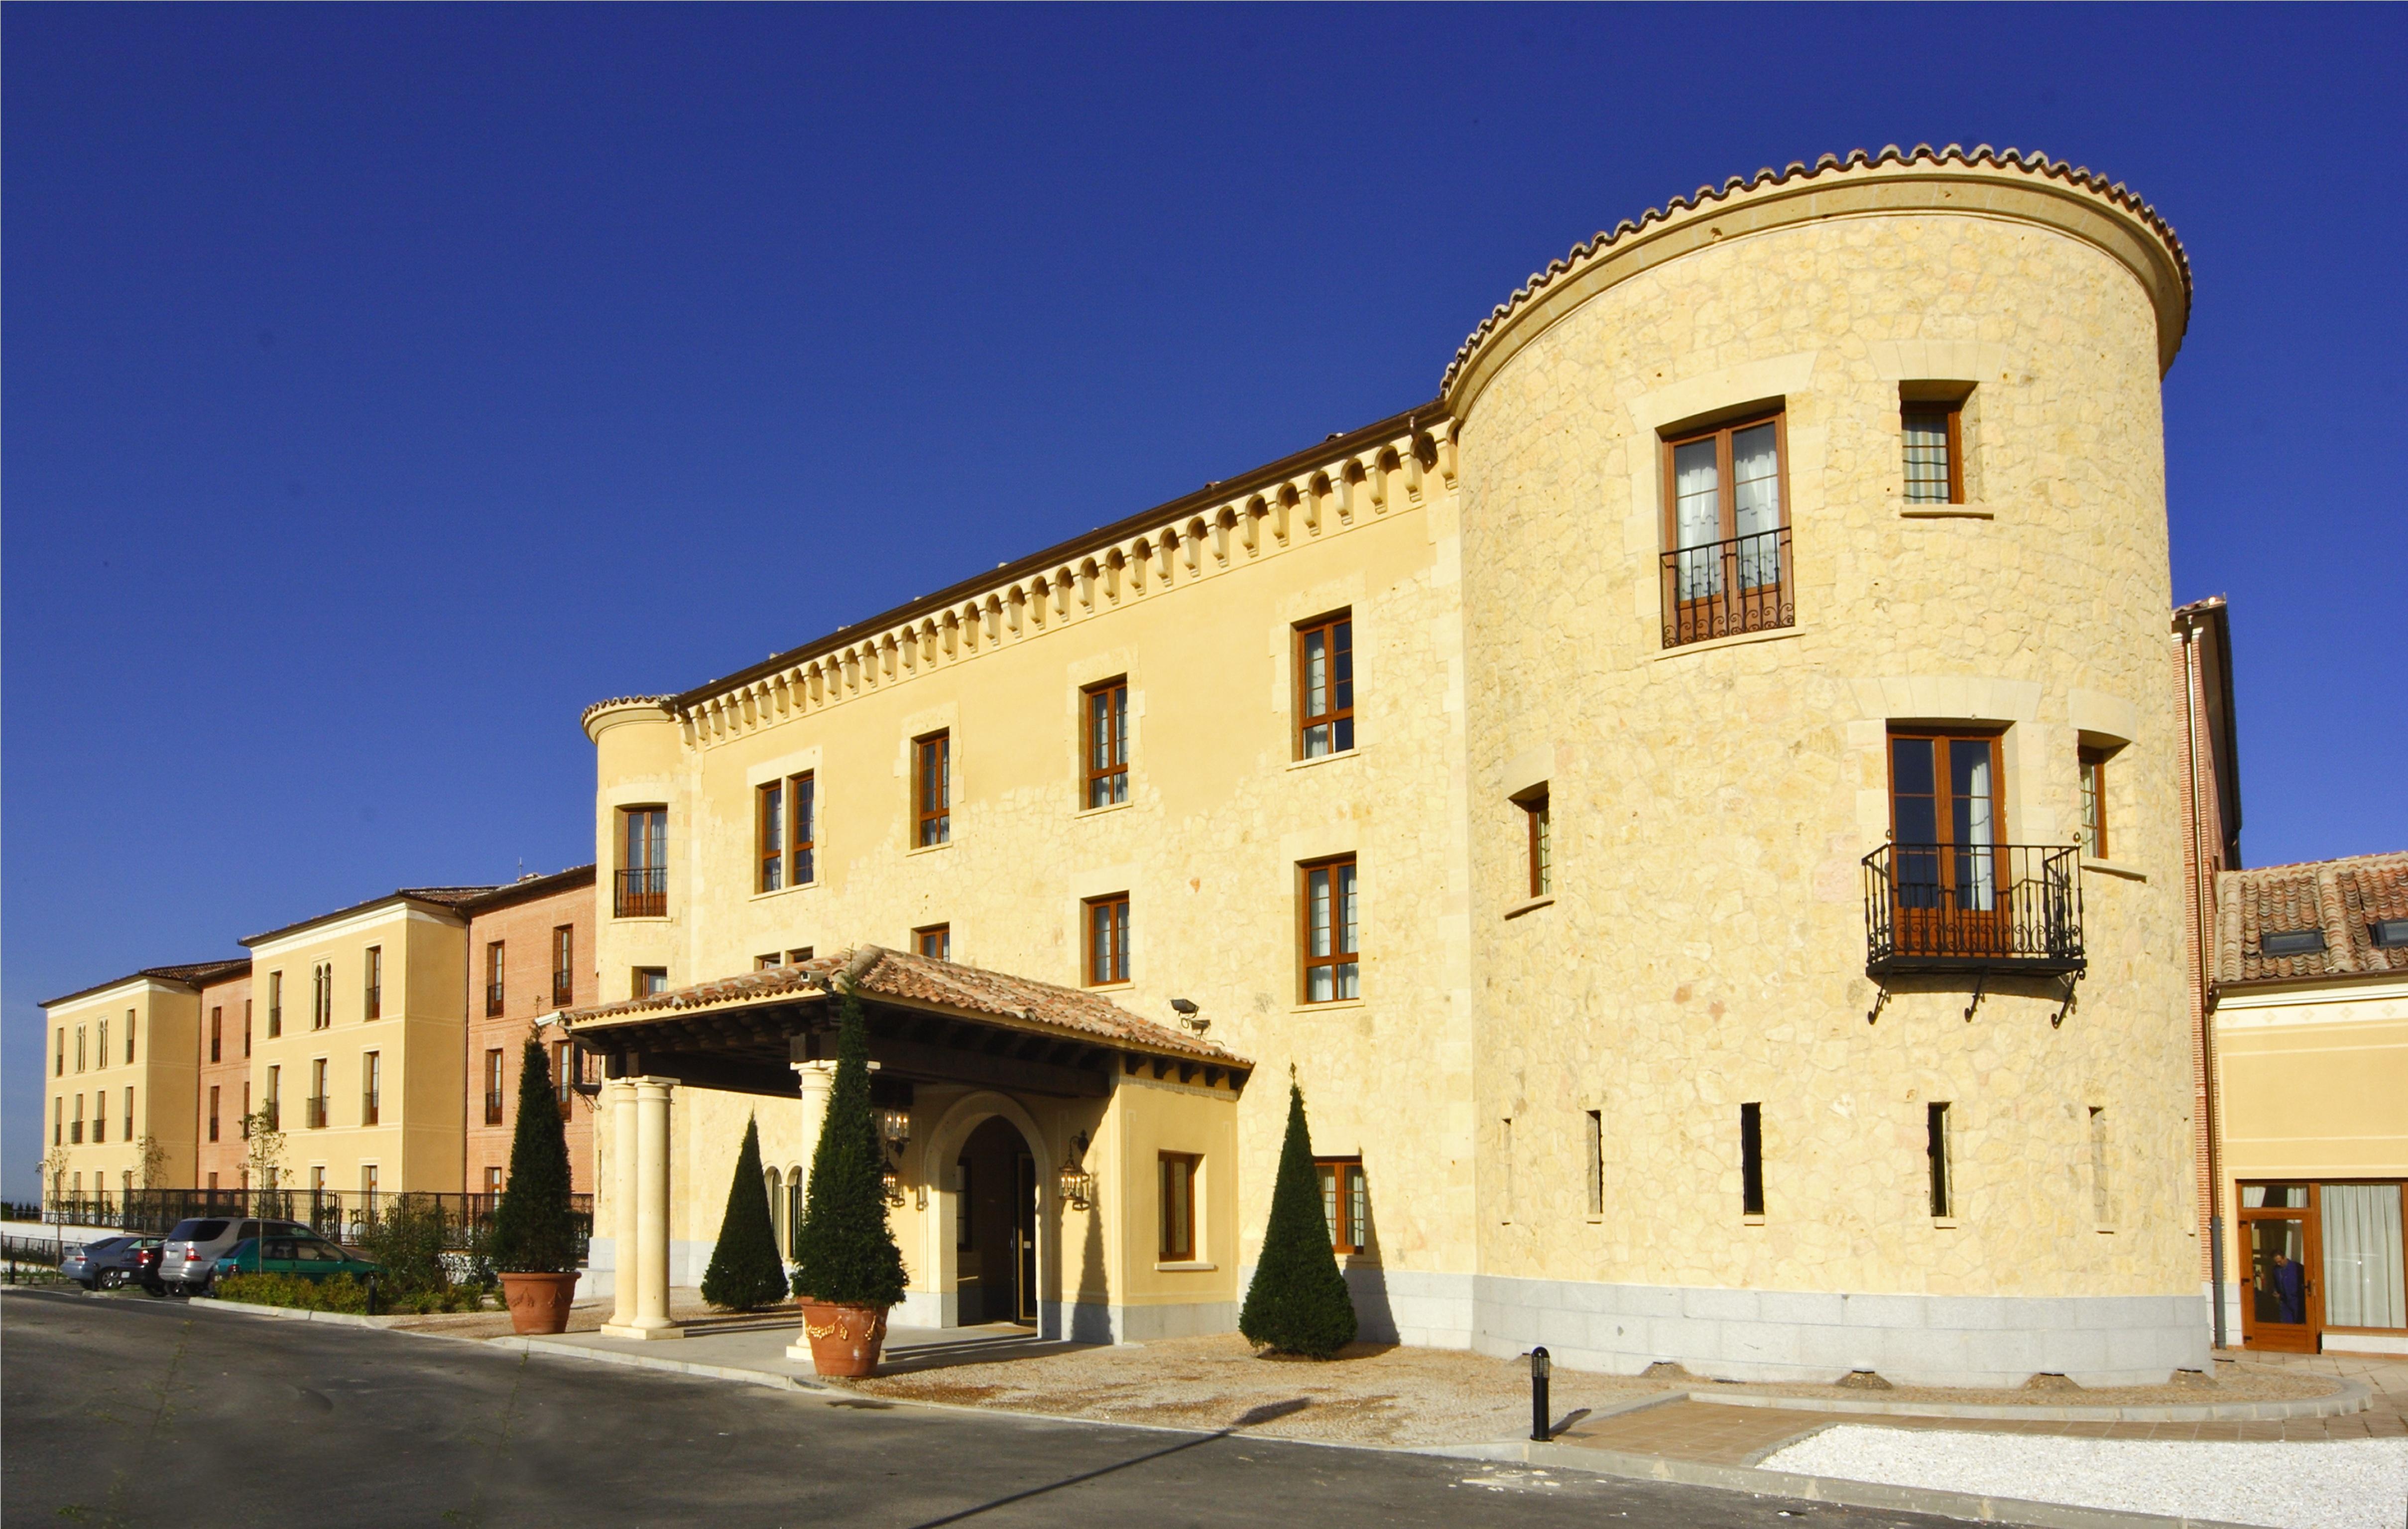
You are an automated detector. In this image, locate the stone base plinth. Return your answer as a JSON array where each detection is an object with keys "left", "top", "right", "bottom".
[{"left": 599, "top": 1322, "right": 688, "bottom": 1341}]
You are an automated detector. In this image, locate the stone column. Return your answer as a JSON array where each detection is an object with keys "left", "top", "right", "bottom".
[
  {"left": 604, "top": 1077, "right": 683, "bottom": 1341},
  {"left": 603, "top": 1080, "right": 638, "bottom": 1331},
  {"left": 784, "top": 1061, "right": 838, "bottom": 1365}
]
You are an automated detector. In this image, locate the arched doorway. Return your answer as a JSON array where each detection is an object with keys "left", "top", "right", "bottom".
[{"left": 956, "top": 1116, "right": 1038, "bottom": 1326}]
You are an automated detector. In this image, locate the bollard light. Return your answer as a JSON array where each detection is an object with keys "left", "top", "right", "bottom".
[{"left": 1528, "top": 1346, "right": 1552, "bottom": 1443}]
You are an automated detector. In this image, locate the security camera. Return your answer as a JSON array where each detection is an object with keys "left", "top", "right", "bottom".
[{"left": 1170, "top": 998, "right": 1207, "bottom": 1033}]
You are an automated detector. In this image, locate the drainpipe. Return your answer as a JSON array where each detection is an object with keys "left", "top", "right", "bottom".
[{"left": 2182, "top": 612, "right": 2227, "bottom": 1351}]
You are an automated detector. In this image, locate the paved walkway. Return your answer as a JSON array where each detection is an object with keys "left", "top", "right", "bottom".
[
  {"left": 1557, "top": 1350, "right": 2407, "bottom": 1467},
  {"left": 509, "top": 1312, "right": 1072, "bottom": 1388}
]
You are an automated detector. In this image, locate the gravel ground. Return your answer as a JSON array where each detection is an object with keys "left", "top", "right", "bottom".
[
  {"left": 1761, "top": 1424, "right": 2408, "bottom": 1529},
  {"left": 1714, "top": 1365, "right": 2336, "bottom": 1407}
]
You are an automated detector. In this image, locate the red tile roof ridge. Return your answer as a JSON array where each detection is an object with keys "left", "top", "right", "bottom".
[
  {"left": 1440, "top": 144, "right": 2192, "bottom": 399},
  {"left": 2223, "top": 849, "right": 2408, "bottom": 877},
  {"left": 2216, "top": 851, "right": 2408, "bottom": 986},
  {"left": 564, "top": 945, "right": 1248, "bottom": 1065}
]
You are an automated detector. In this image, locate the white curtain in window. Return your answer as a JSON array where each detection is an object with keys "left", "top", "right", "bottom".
[
  {"left": 1673, "top": 439, "right": 1721, "bottom": 598},
  {"left": 1731, "top": 424, "right": 1781, "bottom": 589},
  {"left": 1957, "top": 746, "right": 1996, "bottom": 911},
  {"left": 2322, "top": 1183, "right": 2406, "bottom": 1329}
]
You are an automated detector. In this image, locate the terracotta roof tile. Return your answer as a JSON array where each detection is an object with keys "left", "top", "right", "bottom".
[
  {"left": 2216, "top": 851, "right": 2408, "bottom": 986},
  {"left": 564, "top": 945, "right": 1247, "bottom": 1065},
  {"left": 1441, "top": 143, "right": 2192, "bottom": 396}
]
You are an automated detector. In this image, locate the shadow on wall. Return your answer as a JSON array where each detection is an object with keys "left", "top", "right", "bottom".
[
  {"left": 1068, "top": 1190, "right": 1110, "bottom": 1343},
  {"left": 1346, "top": 1192, "right": 1396, "bottom": 1342}
]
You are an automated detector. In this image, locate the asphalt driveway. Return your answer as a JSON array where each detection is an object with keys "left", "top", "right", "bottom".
[{"left": 3, "top": 1289, "right": 1982, "bottom": 1528}]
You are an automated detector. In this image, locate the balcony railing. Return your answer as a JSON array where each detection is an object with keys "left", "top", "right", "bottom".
[
  {"left": 614, "top": 866, "right": 666, "bottom": 918},
  {"left": 1863, "top": 843, "right": 2085, "bottom": 977},
  {"left": 305, "top": 1096, "right": 329, "bottom": 1130},
  {"left": 485, "top": 981, "right": 505, "bottom": 1018},
  {"left": 483, "top": 1090, "right": 505, "bottom": 1127},
  {"left": 1661, "top": 527, "right": 1795, "bottom": 648}
]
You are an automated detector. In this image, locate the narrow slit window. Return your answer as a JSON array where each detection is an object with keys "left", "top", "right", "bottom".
[
  {"left": 1741, "top": 1103, "right": 1765, "bottom": 1216},
  {"left": 484, "top": 1049, "right": 505, "bottom": 1126},
  {"left": 485, "top": 941, "right": 506, "bottom": 1017},
  {"left": 1520, "top": 788, "right": 1552, "bottom": 898},
  {"left": 2088, "top": 1106, "right": 2112, "bottom": 1225},
  {"left": 1084, "top": 679, "right": 1129, "bottom": 808},
  {"left": 2079, "top": 747, "right": 2108, "bottom": 860},
  {"left": 1585, "top": 1110, "right": 1604, "bottom": 1216},
  {"left": 1295, "top": 614, "right": 1355, "bottom": 759},
  {"left": 210, "top": 1007, "right": 223, "bottom": 1064},
  {"left": 1927, "top": 1102, "right": 1953, "bottom": 1217},
  {"left": 364, "top": 946, "right": 383, "bottom": 1020},
  {"left": 552, "top": 925, "right": 576, "bottom": 1007}
]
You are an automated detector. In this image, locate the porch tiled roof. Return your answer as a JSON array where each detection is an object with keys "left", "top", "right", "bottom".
[
  {"left": 2216, "top": 851, "right": 2408, "bottom": 986},
  {"left": 563, "top": 945, "right": 1248, "bottom": 1064}
]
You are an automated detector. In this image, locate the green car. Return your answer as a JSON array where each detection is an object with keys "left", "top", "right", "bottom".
[{"left": 212, "top": 1234, "right": 382, "bottom": 1285}]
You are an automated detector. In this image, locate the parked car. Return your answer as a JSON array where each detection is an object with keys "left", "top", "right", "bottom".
[
  {"left": 61, "top": 1236, "right": 162, "bottom": 1291},
  {"left": 212, "top": 1234, "right": 381, "bottom": 1285},
  {"left": 157, "top": 1217, "right": 314, "bottom": 1295},
  {"left": 132, "top": 1243, "right": 167, "bottom": 1295}
]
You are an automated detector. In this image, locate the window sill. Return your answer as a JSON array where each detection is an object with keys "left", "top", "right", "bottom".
[
  {"left": 613, "top": 915, "right": 674, "bottom": 925},
  {"left": 1741, "top": 1214, "right": 1767, "bottom": 1227},
  {"left": 1292, "top": 998, "right": 1366, "bottom": 1016},
  {"left": 906, "top": 840, "right": 955, "bottom": 858},
  {"left": 1085, "top": 981, "right": 1134, "bottom": 994},
  {"left": 2081, "top": 857, "right": 2148, "bottom": 882},
  {"left": 1649, "top": 623, "right": 1807, "bottom": 663},
  {"left": 1284, "top": 748, "right": 1359, "bottom": 773},
  {"left": 1503, "top": 895, "right": 1555, "bottom": 921},
  {"left": 2094, "top": 1224, "right": 2117, "bottom": 1235},
  {"left": 1931, "top": 1217, "right": 1961, "bottom": 1230},
  {"left": 1073, "top": 800, "right": 1133, "bottom": 821},
  {"left": 1153, "top": 1260, "right": 1216, "bottom": 1273},
  {"left": 1899, "top": 502, "right": 1996, "bottom": 519},
  {"left": 749, "top": 880, "right": 821, "bottom": 902}
]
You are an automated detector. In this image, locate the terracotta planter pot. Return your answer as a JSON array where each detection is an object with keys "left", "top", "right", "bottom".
[
  {"left": 498, "top": 1271, "right": 580, "bottom": 1335},
  {"left": 799, "top": 1300, "right": 890, "bottom": 1377}
]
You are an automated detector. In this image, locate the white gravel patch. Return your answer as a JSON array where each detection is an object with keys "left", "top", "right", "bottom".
[{"left": 1761, "top": 1425, "right": 2407, "bottom": 1529}]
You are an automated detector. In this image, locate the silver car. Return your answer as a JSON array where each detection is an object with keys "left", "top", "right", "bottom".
[
  {"left": 61, "top": 1235, "right": 161, "bottom": 1290},
  {"left": 158, "top": 1217, "right": 312, "bottom": 1294}
]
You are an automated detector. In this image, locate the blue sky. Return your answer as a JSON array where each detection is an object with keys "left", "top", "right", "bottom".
[{"left": 7, "top": 5, "right": 2404, "bottom": 1199}]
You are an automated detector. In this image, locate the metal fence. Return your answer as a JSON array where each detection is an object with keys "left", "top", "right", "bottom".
[
  {"left": 1863, "top": 842, "right": 2085, "bottom": 976},
  {"left": 32, "top": 1188, "right": 593, "bottom": 1259}
]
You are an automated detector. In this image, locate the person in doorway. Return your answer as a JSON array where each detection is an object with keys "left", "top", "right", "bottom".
[{"left": 2271, "top": 1250, "right": 2306, "bottom": 1324}]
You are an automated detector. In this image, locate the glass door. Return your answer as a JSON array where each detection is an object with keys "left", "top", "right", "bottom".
[
  {"left": 2238, "top": 1183, "right": 2321, "bottom": 1354},
  {"left": 1889, "top": 732, "right": 2007, "bottom": 958},
  {"left": 1013, "top": 1152, "right": 1039, "bottom": 1325}
]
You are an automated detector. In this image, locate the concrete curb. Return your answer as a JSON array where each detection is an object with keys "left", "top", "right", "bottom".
[
  {"left": 1676, "top": 1376, "right": 2372, "bottom": 1423},
  {"left": 1426, "top": 1439, "right": 2270, "bottom": 1529},
  {"left": 490, "top": 1334, "right": 833, "bottom": 1395},
  {"left": 187, "top": 1295, "right": 417, "bottom": 1329}
]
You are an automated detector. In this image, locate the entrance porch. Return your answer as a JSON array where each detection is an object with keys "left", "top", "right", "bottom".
[{"left": 560, "top": 945, "right": 1251, "bottom": 1346}]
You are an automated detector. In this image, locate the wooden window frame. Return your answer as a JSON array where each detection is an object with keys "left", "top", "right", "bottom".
[
  {"left": 363, "top": 946, "right": 383, "bottom": 1020},
  {"left": 485, "top": 941, "right": 506, "bottom": 1018},
  {"left": 617, "top": 806, "right": 668, "bottom": 917},
  {"left": 914, "top": 923, "right": 952, "bottom": 962},
  {"left": 208, "top": 1085, "right": 221, "bottom": 1143},
  {"left": 265, "top": 968, "right": 281, "bottom": 1035},
  {"left": 1298, "top": 855, "right": 1361, "bottom": 1004},
  {"left": 914, "top": 732, "right": 952, "bottom": 847},
  {"left": 362, "top": 1050, "right": 381, "bottom": 1126},
  {"left": 1083, "top": 679, "right": 1130, "bottom": 809},
  {"left": 1315, "top": 1156, "right": 1368, "bottom": 1255},
  {"left": 788, "top": 771, "right": 817, "bottom": 886},
  {"left": 1901, "top": 394, "right": 1966, "bottom": 505},
  {"left": 757, "top": 780, "right": 785, "bottom": 893},
  {"left": 125, "top": 1011, "right": 135, "bottom": 1064},
  {"left": 1293, "top": 613, "right": 1355, "bottom": 760},
  {"left": 1519, "top": 788, "right": 1552, "bottom": 898},
  {"left": 552, "top": 925, "right": 575, "bottom": 1008},
  {"left": 1661, "top": 408, "right": 1791, "bottom": 553},
  {"left": 210, "top": 1007, "right": 223, "bottom": 1064},
  {"left": 1084, "top": 893, "right": 1130, "bottom": 987},
  {"left": 1158, "top": 1151, "right": 1200, "bottom": 1261},
  {"left": 483, "top": 1048, "right": 506, "bottom": 1126},
  {"left": 633, "top": 966, "right": 667, "bottom": 998},
  {"left": 2079, "top": 745, "right": 2109, "bottom": 860}
]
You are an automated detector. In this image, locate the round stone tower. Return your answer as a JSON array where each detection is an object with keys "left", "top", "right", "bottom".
[{"left": 1446, "top": 146, "right": 2202, "bottom": 1384}]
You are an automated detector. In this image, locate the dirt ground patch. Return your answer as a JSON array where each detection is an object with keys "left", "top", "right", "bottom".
[{"left": 841, "top": 1335, "right": 2349, "bottom": 1448}]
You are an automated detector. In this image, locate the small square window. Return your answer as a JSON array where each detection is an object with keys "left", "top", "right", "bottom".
[
  {"left": 914, "top": 924, "right": 952, "bottom": 962},
  {"left": 1902, "top": 397, "right": 1965, "bottom": 504},
  {"left": 1084, "top": 894, "right": 1130, "bottom": 986},
  {"left": 2261, "top": 928, "right": 2327, "bottom": 958}
]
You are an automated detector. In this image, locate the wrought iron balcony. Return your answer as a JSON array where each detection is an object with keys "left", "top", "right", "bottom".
[
  {"left": 1863, "top": 843, "right": 2085, "bottom": 978},
  {"left": 1661, "top": 527, "right": 1795, "bottom": 648},
  {"left": 614, "top": 866, "right": 667, "bottom": 918}
]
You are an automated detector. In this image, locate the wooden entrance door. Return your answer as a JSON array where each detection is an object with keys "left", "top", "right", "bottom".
[
  {"left": 2238, "top": 1182, "right": 2322, "bottom": 1354},
  {"left": 1888, "top": 731, "right": 2009, "bottom": 959}
]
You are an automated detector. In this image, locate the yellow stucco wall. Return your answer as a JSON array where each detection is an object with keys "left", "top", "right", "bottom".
[
  {"left": 43, "top": 981, "right": 202, "bottom": 1194},
  {"left": 245, "top": 902, "right": 470, "bottom": 1194},
  {"left": 2215, "top": 978, "right": 2408, "bottom": 1186}
]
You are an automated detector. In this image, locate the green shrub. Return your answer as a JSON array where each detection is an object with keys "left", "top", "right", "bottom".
[
  {"left": 1238, "top": 1080, "right": 1358, "bottom": 1359},
  {"left": 489, "top": 1038, "right": 581, "bottom": 1274},
  {"left": 703, "top": 1116, "right": 789, "bottom": 1311},
  {"left": 358, "top": 1193, "right": 454, "bottom": 1295},
  {"left": 211, "top": 1271, "right": 482, "bottom": 1314},
  {"left": 790, "top": 996, "right": 906, "bottom": 1309}
]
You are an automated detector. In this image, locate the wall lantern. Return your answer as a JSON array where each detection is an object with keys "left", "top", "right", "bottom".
[
  {"left": 1056, "top": 1131, "right": 1094, "bottom": 1211},
  {"left": 877, "top": 1108, "right": 911, "bottom": 1207}
]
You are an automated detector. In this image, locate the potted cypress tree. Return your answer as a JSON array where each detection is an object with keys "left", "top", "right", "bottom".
[
  {"left": 488, "top": 1038, "right": 582, "bottom": 1334},
  {"left": 702, "top": 1115, "right": 789, "bottom": 1312},
  {"left": 1238, "top": 1078, "right": 1358, "bottom": 1359},
  {"left": 789, "top": 995, "right": 906, "bottom": 1376}
]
